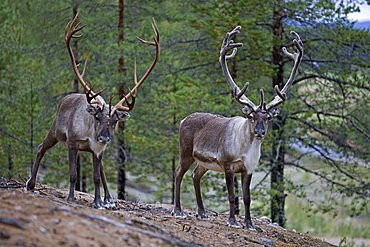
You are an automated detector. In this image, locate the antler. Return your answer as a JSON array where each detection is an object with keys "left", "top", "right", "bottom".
[
  {"left": 266, "top": 31, "right": 304, "bottom": 111},
  {"left": 219, "top": 26, "right": 259, "bottom": 112},
  {"left": 65, "top": 11, "right": 105, "bottom": 108},
  {"left": 112, "top": 18, "right": 160, "bottom": 113}
]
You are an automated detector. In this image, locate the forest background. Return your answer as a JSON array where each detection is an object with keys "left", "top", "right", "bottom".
[{"left": 0, "top": 0, "right": 369, "bottom": 244}]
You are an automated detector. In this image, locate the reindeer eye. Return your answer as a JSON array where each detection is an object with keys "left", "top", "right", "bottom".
[
  {"left": 247, "top": 113, "right": 254, "bottom": 120},
  {"left": 267, "top": 114, "right": 272, "bottom": 120}
]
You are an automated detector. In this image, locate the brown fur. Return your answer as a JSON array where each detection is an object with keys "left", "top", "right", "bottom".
[
  {"left": 26, "top": 93, "right": 128, "bottom": 209},
  {"left": 173, "top": 112, "right": 269, "bottom": 229}
]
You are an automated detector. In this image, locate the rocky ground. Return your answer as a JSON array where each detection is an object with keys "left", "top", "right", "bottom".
[{"left": 0, "top": 178, "right": 334, "bottom": 247}]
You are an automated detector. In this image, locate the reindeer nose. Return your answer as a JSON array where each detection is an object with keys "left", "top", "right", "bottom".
[
  {"left": 98, "top": 136, "right": 110, "bottom": 144},
  {"left": 254, "top": 129, "right": 265, "bottom": 136}
]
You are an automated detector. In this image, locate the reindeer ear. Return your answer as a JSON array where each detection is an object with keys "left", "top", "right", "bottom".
[
  {"left": 86, "top": 104, "right": 100, "bottom": 116},
  {"left": 114, "top": 110, "right": 130, "bottom": 122},
  {"left": 241, "top": 106, "right": 253, "bottom": 116}
]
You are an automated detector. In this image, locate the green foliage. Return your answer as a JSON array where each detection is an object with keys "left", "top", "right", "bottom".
[
  {"left": 286, "top": 195, "right": 370, "bottom": 239},
  {"left": 0, "top": 1, "right": 369, "bottom": 240}
]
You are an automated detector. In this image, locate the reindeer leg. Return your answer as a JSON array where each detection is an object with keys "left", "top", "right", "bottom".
[
  {"left": 241, "top": 171, "right": 255, "bottom": 230},
  {"left": 192, "top": 164, "right": 208, "bottom": 219},
  {"left": 172, "top": 156, "right": 194, "bottom": 218},
  {"left": 100, "top": 162, "right": 117, "bottom": 210},
  {"left": 225, "top": 166, "right": 241, "bottom": 228},
  {"left": 67, "top": 147, "right": 78, "bottom": 203},
  {"left": 92, "top": 154, "right": 104, "bottom": 209},
  {"left": 26, "top": 125, "right": 58, "bottom": 190}
]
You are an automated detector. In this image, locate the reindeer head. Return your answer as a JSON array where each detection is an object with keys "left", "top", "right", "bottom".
[
  {"left": 237, "top": 90, "right": 271, "bottom": 140},
  {"left": 219, "top": 26, "right": 303, "bottom": 140},
  {"left": 65, "top": 12, "right": 160, "bottom": 145},
  {"left": 84, "top": 96, "right": 129, "bottom": 144}
]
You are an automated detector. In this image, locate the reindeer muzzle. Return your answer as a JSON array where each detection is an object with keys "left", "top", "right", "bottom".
[
  {"left": 97, "top": 135, "right": 110, "bottom": 144},
  {"left": 254, "top": 128, "right": 265, "bottom": 139}
]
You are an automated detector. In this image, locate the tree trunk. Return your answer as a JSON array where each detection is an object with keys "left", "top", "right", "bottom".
[
  {"left": 117, "top": 142, "right": 127, "bottom": 199},
  {"left": 117, "top": 0, "right": 126, "bottom": 200},
  {"left": 171, "top": 114, "right": 177, "bottom": 204},
  {"left": 117, "top": 87, "right": 127, "bottom": 200},
  {"left": 7, "top": 144, "right": 13, "bottom": 179},
  {"left": 270, "top": 2, "right": 286, "bottom": 227},
  {"left": 171, "top": 155, "right": 176, "bottom": 204},
  {"left": 71, "top": 4, "right": 82, "bottom": 192},
  {"left": 118, "top": 0, "right": 125, "bottom": 74},
  {"left": 30, "top": 79, "right": 34, "bottom": 171},
  {"left": 231, "top": 52, "right": 240, "bottom": 215}
]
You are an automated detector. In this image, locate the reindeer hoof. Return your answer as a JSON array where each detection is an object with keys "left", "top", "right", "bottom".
[
  {"left": 195, "top": 212, "right": 208, "bottom": 220},
  {"left": 93, "top": 203, "right": 104, "bottom": 209},
  {"left": 227, "top": 219, "right": 242, "bottom": 228},
  {"left": 104, "top": 202, "right": 118, "bottom": 210},
  {"left": 103, "top": 197, "right": 118, "bottom": 210},
  {"left": 245, "top": 225, "right": 257, "bottom": 231},
  {"left": 244, "top": 222, "right": 263, "bottom": 232},
  {"left": 93, "top": 198, "right": 105, "bottom": 209},
  {"left": 171, "top": 209, "right": 187, "bottom": 219}
]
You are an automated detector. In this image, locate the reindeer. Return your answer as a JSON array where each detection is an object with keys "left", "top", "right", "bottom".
[
  {"left": 26, "top": 12, "right": 160, "bottom": 209},
  {"left": 172, "top": 26, "right": 303, "bottom": 229}
]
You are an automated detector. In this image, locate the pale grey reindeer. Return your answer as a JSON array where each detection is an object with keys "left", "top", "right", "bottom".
[
  {"left": 26, "top": 12, "right": 160, "bottom": 209},
  {"left": 172, "top": 26, "right": 303, "bottom": 229}
]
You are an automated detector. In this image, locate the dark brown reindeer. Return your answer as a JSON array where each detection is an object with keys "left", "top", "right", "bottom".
[
  {"left": 172, "top": 26, "right": 303, "bottom": 229},
  {"left": 26, "top": 12, "right": 160, "bottom": 209}
]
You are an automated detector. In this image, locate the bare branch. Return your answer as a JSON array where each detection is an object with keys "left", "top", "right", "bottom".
[{"left": 286, "top": 162, "right": 369, "bottom": 197}]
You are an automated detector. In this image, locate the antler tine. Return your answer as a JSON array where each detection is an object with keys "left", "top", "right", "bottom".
[
  {"left": 136, "top": 18, "right": 160, "bottom": 46},
  {"left": 80, "top": 60, "right": 88, "bottom": 78},
  {"left": 113, "top": 87, "right": 130, "bottom": 112},
  {"left": 125, "top": 86, "right": 136, "bottom": 111},
  {"left": 65, "top": 11, "right": 104, "bottom": 108},
  {"left": 266, "top": 31, "right": 304, "bottom": 111},
  {"left": 112, "top": 18, "right": 160, "bottom": 114},
  {"left": 235, "top": 82, "right": 249, "bottom": 98},
  {"left": 258, "top": 89, "right": 265, "bottom": 110},
  {"left": 151, "top": 17, "right": 160, "bottom": 44},
  {"left": 258, "top": 89, "right": 267, "bottom": 111},
  {"left": 274, "top": 84, "right": 287, "bottom": 101},
  {"left": 65, "top": 11, "right": 78, "bottom": 34},
  {"left": 226, "top": 48, "right": 238, "bottom": 60},
  {"left": 136, "top": 37, "right": 156, "bottom": 46},
  {"left": 85, "top": 84, "right": 105, "bottom": 104},
  {"left": 234, "top": 85, "right": 257, "bottom": 111},
  {"left": 219, "top": 26, "right": 258, "bottom": 111},
  {"left": 65, "top": 12, "right": 85, "bottom": 41},
  {"left": 132, "top": 59, "right": 138, "bottom": 97},
  {"left": 233, "top": 82, "right": 251, "bottom": 106},
  {"left": 108, "top": 94, "right": 114, "bottom": 117}
]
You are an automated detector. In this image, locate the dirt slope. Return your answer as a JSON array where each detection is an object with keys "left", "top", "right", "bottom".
[{"left": 0, "top": 179, "right": 334, "bottom": 247}]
